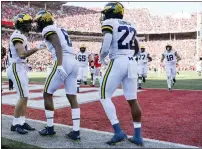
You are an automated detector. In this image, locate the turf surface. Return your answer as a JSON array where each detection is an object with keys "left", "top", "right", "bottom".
[{"left": 2, "top": 71, "right": 202, "bottom": 90}]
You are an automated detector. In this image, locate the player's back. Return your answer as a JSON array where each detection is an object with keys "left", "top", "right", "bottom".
[
  {"left": 101, "top": 18, "right": 136, "bottom": 60},
  {"left": 76, "top": 51, "right": 89, "bottom": 67},
  {"left": 9, "top": 30, "right": 28, "bottom": 63},
  {"left": 163, "top": 50, "right": 177, "bottom": 65},
  {"left": 42, "top": 24, "right": 74, "bottom": 61}
]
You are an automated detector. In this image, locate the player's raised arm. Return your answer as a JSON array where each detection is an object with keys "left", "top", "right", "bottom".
[
  {"left": 46, "top": 33, "right": 63, "bottom": 66},
  {"left": 14, "top": 42, "right": 41, "bottom": 59}
]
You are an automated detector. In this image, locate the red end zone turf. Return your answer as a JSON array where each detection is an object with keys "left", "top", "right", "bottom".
[{"left": 2, "top": 89, "right": 202, "bottom": 147}]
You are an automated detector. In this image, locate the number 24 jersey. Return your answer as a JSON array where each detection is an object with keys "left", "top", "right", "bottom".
[{"left": 101, "top": 18, "right": 137, "bottom": 60}]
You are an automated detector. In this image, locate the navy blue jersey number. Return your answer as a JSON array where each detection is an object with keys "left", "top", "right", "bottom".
[
  {"left": 166, "top": 55, "right": 173, "bottom": 61},
  {"left": 118, "top": 26, "right": 136, "bottom": 50},
  {"left": 78, "top": 55, "right": 86, "bottom": 62},
  {"left": 61, "top": 29, "right": 72, "bottom": 47}
]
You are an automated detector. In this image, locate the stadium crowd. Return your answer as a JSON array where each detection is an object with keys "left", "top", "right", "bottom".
[{"left": 1, "top": 1, "right": 201, "bottom": 71}]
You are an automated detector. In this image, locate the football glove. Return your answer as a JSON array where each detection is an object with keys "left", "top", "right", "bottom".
[{"left": 57, "top": 66, "right": 68, "bottom": 81}]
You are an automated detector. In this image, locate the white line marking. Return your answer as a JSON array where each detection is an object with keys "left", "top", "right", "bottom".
[{"left": 2, "top": 114, "right": 198, "bottom": 148}]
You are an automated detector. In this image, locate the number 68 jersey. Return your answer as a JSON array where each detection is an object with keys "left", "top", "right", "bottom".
[
  {"left": 162, "top": 50, "right": 177, "bottom": 65},
  {"left": 42, "top": 24, "right": 74, "bottom": 61},
  {"left": 101, "top": 19, "right": 137, "bottom": 60}
]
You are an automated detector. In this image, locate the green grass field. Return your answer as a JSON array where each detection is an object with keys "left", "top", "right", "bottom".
[{"left": 2, "top": 71, "right": 202, "bottom": 90}]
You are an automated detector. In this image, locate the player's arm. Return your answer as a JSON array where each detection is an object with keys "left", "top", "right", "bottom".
[
  {"left": 147, "top": 54, "right": 152, "bottom": 62},
  {"left": 133, "top": 36, "right": 140, "bottom": 56},
  {"left": 46, "top": 33, "right": 63, "bottom": 66},
  {"left": 175, "top": 52, "right": 181, "bottom": 62},
  {"left": 160, "top": 54, "right": 165, "bottom": 63},
  {"left": 14, "top": 42, "right": 39, "bottom": 59}
]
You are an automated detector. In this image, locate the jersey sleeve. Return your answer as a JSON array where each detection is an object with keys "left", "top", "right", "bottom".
[
  {"left": 11, "top": 33, "right": 24, "bottom": 45},
  {"left": 101, "top": 19, "right": 113, "bottom": 34},
  {"left": 42, "top": 25, "right": 57, "bottom": 40}
]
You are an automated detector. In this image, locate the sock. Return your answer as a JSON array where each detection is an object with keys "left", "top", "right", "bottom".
[
  {"left": 133, "top": 122, "right": 142, "bottom": 138},
  {"left": 167, "top": 77, "right": 171, "bottom": 88},
  {"left": 20, "top": 116, "right": 25, "bottom": 125},
  {"left": 113, "top": 123, "right": 122, "bottom": 133},
  {"left": 45, "top": 110, "right": 54, "bottom": 127},
  {"left": 72, "top": 108, "right": 80, "bottom": 131},
  {"left": 92, "top": 76, "right": 96, "bottom": 85},
  {"left": 138, "top": 79, "right": 142, "bottom": 84},
  {"left": 77, "top": 80, "right": 81, "bottom": 88},
  {"left": 100, "top": 98, "right": 119, "bottom": 126},
  {"left": 12, "top": 117, "right": 21, "bottom": 126}
]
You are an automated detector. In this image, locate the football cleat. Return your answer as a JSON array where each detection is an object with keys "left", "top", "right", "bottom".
[
  {"left": 84, "top": 81, "right": 87, "bottom": 85},
  {"left": 142, "top": 77, "right": 146, "bottom": 83},
  {"left": 11, "top": 124, "right": 28, "bottom": 134},
  {"left": 66, "top": 131, "right": 80, "bottom": 141},
  {"left": 22, "top": 123, "right": 36, "bottom": 131},
  {"left": 138, "top": 86, "right": 142, "bottom": 89},
  {"left": 168, "top": 88, "right": 172, "bottom": 92},
  {"left": 128, "top": 137, "right": 144, "bottom": 146},
  {"left": 39, "top": 126, "right": 56, "bottom": 136},
  {"left": 106, "top": 131, "right": 127, "bottom": 145}
]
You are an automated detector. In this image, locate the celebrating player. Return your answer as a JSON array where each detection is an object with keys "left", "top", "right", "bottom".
[
  {"left": 137, "top": 45, "right": 152, "bottom": 89},
  {"left": 34, "top": 10, "right": 80, "bottom": 140},
  {"left": 7, "top": 13, "right": 43, "bottom": 134},
  {"left": 99, "top": 2, "right": 143, "bottom": 146},
  {"left": 76, "top": 44, "right": 90, "bottom": 92},
  {"left": 161, "top": 44, "right": 181, "bottom": 91}
]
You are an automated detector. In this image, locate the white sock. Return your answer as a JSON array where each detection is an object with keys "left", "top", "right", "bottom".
[
  {"left": 98, "top": 76, "right": 102, "bottom": 85},
  {"left": 134, "top": 122, "right": 141, "bottom": 128},
  {"left": 45, "top": 110, "right": 54, "bottom": 127},
  {"left": 72, "top": 108, "right": 80, "bottom": 131},
  {"left": 20, "top": 116, "right": 25, "bottom": 125},
  {"left": 100, "top": 98, "right": 119, "bottom": 125},
  {"left": 13, "top": 117, "right": 21, "bottom": 126},
  {"left": 167, "top": 77, "right": 171, "bottom": 88},
  {"left": 138, "top": 79, "right": 142, "bottom": 84}
]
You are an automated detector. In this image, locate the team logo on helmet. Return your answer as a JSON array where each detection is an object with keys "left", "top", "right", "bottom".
[
  {"left": 14, "top": 13, "right": 33, "bottom": 33},
  {"left": 34, "top": 10, "right": 54, "bottom": 32},
  {"left": 100, "top": 2, "right": 124, "bottom": 22}
]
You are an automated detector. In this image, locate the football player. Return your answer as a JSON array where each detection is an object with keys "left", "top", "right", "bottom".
[
  {"left": 7, "top": 13, "right": 43, "bottom": 134},
  {"left": 161, "top": 44, "right": 181, "bottom": 91},
  {"left": 94, "top": 54, "right": 102, "bottom": 86},
  {"left": 99, "top": 2, "right": 143, "bottom": 146},
  {"left": 76, "top": 44, "right": 90, "bottom": 92},
  {"left": 34, "top": 10, "right": 80, "bottom": 140},
  {"left": 137, "top": 45, "right": 152, "bottom": 89}
]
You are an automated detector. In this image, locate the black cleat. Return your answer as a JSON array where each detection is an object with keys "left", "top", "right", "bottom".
[
  {"left": 143, "top": 77, "right": 146, "bottom": 83},
  {"left": 128, "top": 137, "right": 144, "bottom": 146},
  {"left": 66, "top": 131, "right": 80, "bottom": 141},
  {"left": 39, "top": 126, "right": 56, "bottom": 136},
  {"left": 168, "top": 88, "right": 172, "bottom": 92},
  {"left": 77, "top": 87, "right": 79, "bottom": 93},
  {"left": 11, "top": 124, "right": 28, "bottom": 134},
  {"left": 138, "top": 86, "right": 142, "bottom": 89},
  {"left": 23, "top": 123, "right": 36, "bottom": 131},
  {"left": 84, "top": 81, "right": 87, "bottom": 85}
]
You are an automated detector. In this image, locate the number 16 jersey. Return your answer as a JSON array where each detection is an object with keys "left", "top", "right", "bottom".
[
  {"left": 42, "top": 24, "right": 74, "bottom": 61},
  {"left": 101, "top": 19, "right": 137, "bottom": 60}
]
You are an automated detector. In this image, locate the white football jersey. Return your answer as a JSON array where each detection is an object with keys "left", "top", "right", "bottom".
[
  {"left": 163, "top": 50, "right": 177, "bottom": 65},
  {"left": 76, "top": 51, "right": 89, "bottom": 67},
  {"left": 9, "top": 30, "right": 28, "bottom": 63},
  {"left": 138, "top": 52, "right": 149, "bottom": 65},
  {"left": 101, "top": 19, "right": 137, "bottom": 60},
  {"left": 42, "top": 24, "right": 74, "bottom": 61}
]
